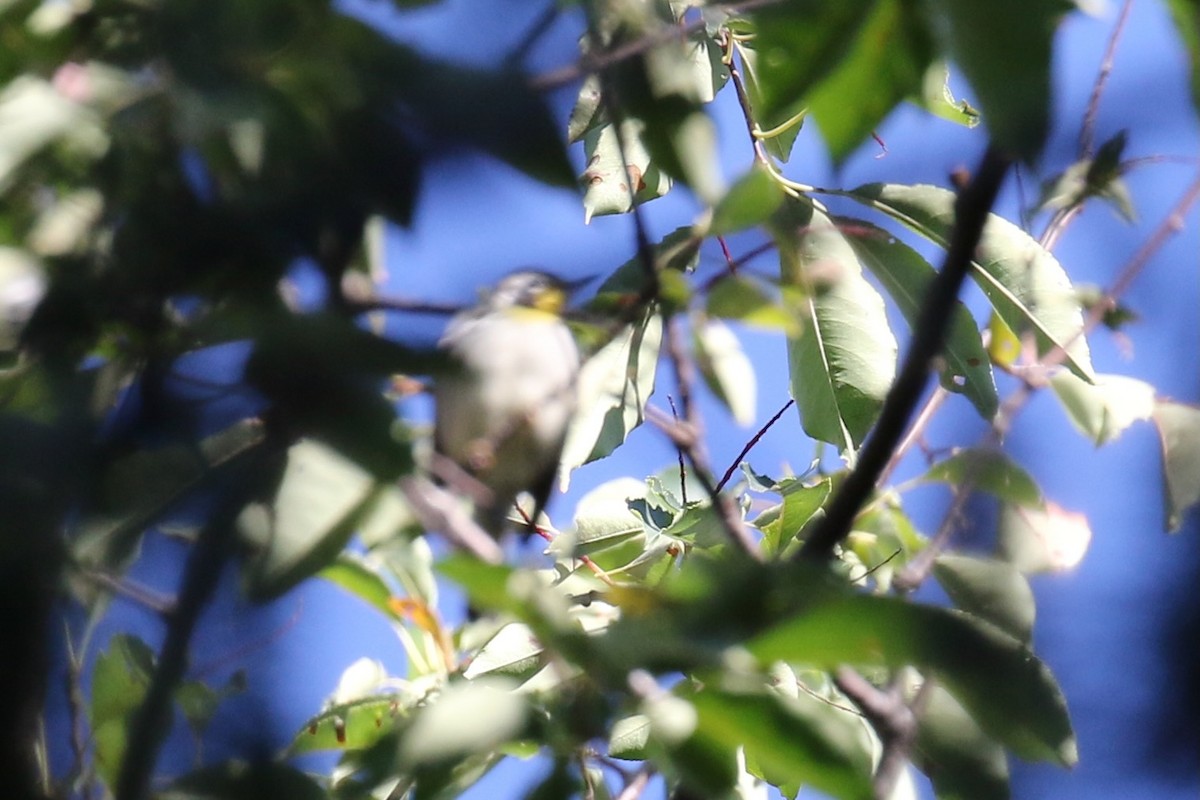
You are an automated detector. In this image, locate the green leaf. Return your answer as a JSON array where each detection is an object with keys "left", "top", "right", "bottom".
[
  {"left": 1165, "top": 0, "right": 1200, "bottom": 113},
  {"left": 693, "top": 318, "right": 757, "bottom": 426},
  {"left": 923, "top": 448, "right": 1043, "bottom": 508},
  {"left": 290, "top": 694, "right": 411, "bottom": 755},
  {"left": 567, "top": 73, "right": 605, "bottom": 144},
  {"left": 462, "top": 623, "right": 544, "bottom": 680},
  {"left": 320, "top": 554, "right": 399, "bottom": 620},
  {"left": 748, "top": 594, "right": 1077, "bottom": 766},
  {"left": 558, "top": 308, "right": 662, "bottom": 491},
  {"left": 915, "top": 685, "right": 1010, "bottom": 800},
  {"left": 773, "top": 199, "right": 897, "bottom": 451},
  {"left": 580, "top": 119, "right": 672, "bottom": 222},
  {"left": 706, "top": 166, "right": 785, "bottom": 236},
  {"left": 398, "top": 678, "right": 529, "bottom": 767},
  {"left": 1050, "top": 371, "right": 1155, "bottom": 446},
  {"left": 998, "top": 501, "right": 1092, "bottom": 574},
  {"left": 805, "top": 0, "right": 935, "bottom": 165},
  {"left": 239, "top": 439, "right": 411, "bottom": 600},
  {"left": 608, "top": 713, "right": 652, "bottom": 759},
  {"left": 731, "top": 38, "right": 805, "bottom": 162},
  {"left": 91, "top": 634, "right": 155, "bottom": 787},
  {"left": 1153, "top": 401, "right": 1200, "bottom": 532},
  {"left": 1036, "top": 132, "right": 1135, "bottom": 223},
  {"left": 0, "top": 75, "right": 95, "bottom": 194},
  {"left": 917, "top": 63, "right": 982, "bottom": 128},
  {"left": 691, "top": 687, "right": 873, "bottom": 800},
  {"left": 933, "top": 553, "right": 1035, "bottom": 643},
  {"left": 160, "top": 763, "right": 329, "bottom": 800},
  {"left": 925, "top": 0, "right": 1062, "bottom": 161},
  {"left": 843, "top": 217, "right": 998, "bottom": 418},
  {"left": 755, "top": 477, "right": 831, "bottom": 559},
  {"left": 705, "top": 275, "right": 797, "bottom": 333},
  {"left": 845, "top": 182, "right": 1094, "bottom": 382}
]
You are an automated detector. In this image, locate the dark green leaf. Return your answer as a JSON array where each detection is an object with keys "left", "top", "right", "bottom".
[
  {"left": 91, "top": 634, "right": 155, "bottom": 787},
  {"left": 933, "top": 553, "right": 1036, "bottom": 643},
  {"left": 1166, "top": 0, "right": 1200, "bottom": 113},
  {"left": 915, "top": 685, "right": 1011, "bottom": 800},
  {"left": 923, "top": 448, "right": 1043, "bottom": 508},
  {"left": 707, "top": 166, "right": 785, "bottom": 236},
  {"left": 748, "top": 594, "right": 1077, "bottom": 766},
  {"left": 161, "top": 763, "right": 329, "bottom": 800}
]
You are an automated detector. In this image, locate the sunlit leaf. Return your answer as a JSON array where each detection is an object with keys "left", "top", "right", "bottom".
[
  {"left": 754, "top": 477, "right": 831, "bottom": 559},
  {"left": 843, "top": 218, "right": 998, "bottom": 418},
  {"left": 463, "top": 623, "right": 544, "bottom": 680},
  {"left": 1050, "top": 372, "right": 1155, "bottom": 446},
  {"left": 694, "top": 317, "right": 757, "bottom": 426},
  {"left": 918, "top": 63, "right": 981, "bottom": 128},
  {"left": 706, "top": 166, "right": 785, "bottom": 236},
  {"left": 998, "top": 501, "right": 1092, "bottom": 573},
  {"left": 290, "top": 694, "right": 412, "bottom": 755},
  {"left": 91, "top": 634, "right": 155, "bottom": 787},
  {"left": 608, "top": 713, "right": 652, "bottom": 760},
  {"left": 731, "top": 38, "right": 805, "bottom": 163},
  {"left": 773, "top": 199, "right": 897, "bottom": 451},
  {"left": 1153, "top": 400, "right": 1200, "bottom": 532},
  {"left": 558, "top": 309, "right": 662, "bottom": 491},
  {"left": 705, "top": 275, "right": 797, "bottom": 333},
  {"left": 749, "top": 594, "right": 1077, "bottom": 766},
  {"left": 846, "top": 182, "right": 1094, "bottom": 382},
  {"left": 923, "top": 448, "right": 1043, "bottom": 508},
  {"left": 398, "top": 678, "right": 529, "bottom": 767},
  {"left": 581, "top": 119, "right": 673, "bottom": 222},
  {"left": 320, "top": 554, "right": 399, "bottom": 620}
]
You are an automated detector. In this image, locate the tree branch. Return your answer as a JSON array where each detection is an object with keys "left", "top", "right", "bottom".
[{"left": 797, "top": 145, "right": 1012, "bottom": 561}]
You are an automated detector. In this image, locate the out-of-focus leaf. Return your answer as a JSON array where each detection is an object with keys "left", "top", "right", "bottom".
[
  {"left": 1153, "top": 400, "right": 1200, "bottom": 532},
  {"left": 843, "top": 218, "right": 998, "bottom": 418},
  {"left": 290, "top": 694, "right": 412, "bottom": 755},
  {"left": 925, "top": 0, "right": 1062, "bottom": 161},
  {"left": 567, "top": 73, "right": 604, "bottom": 144},
  {"left": 706, "top": 275, "right": 797, "bottom": 333},
  {"left": 558, "top": 308, "right": 662, "bottom": 491},
  {"left": 581, "top": 119, "right": 672, "bottom": 222},
  {"left": 749, "top": 594, "right": 1077, "bottom": 766},
  {"left": 691, "top": 688, "right": 873, "bottom": 800},
  {"left": 91, "top": 634, "right": 155, "bottom": 787},
  {"left": 320, "top": 554, "right": 399, "bottom": 620},
  {"left": 239, "top": 439, "right": 410, "bottom": 600},
  {"left": 773, "top": 199, "right": 897, "bottom": 452},
  {"left": 998, "top": 501, "right": 1092, "bottom": 573},
  {"left": 160, "top": 763, "right": 328, "bottom": 800},
  {"left": 918, "top": 63, "right": 981, "bottom": 128},
  {"left": 933, "top": 553, "right": 1035, "bottom": 643},
  {"left": 805, "top": 0, "right": 934, "bottom": 165},
  {"left": 1036, "top": 131, "right": 1134, "bottom": 222},
  {"left": 923, "top": 448, "right": 1043, "bottom": 508},
  {"left": 915, "top": 684, "right": 1010, "bottom": 800},
  {"left": 706, "top": 166, "right": 786, "bottom": 236},
  {"left": 608, "top": 713, "right": 652, "bottom": 760},
  {"left": 463, "top": 623, "right": 544, "bottom": 680},
  {"left": 1050, "top": 372, "right": 1155, "bottom": 446},
  {"left": 1165, "top": 0, "right": 1200, "bottom": 112},
  {"left": 694, "top": 318, "right": 757, "bottom": 426},
  {"left": 846, "top": 183, "right": 1094, "bottom": 382},
  {"left": 398, "top": 678, "right": 529, "bottom": 767},
  {"left": 0, "top": 75, "right": 97, "bottom": 193},
  {"left": 731, "top": 38, "right": 805, "bottom": 163}
]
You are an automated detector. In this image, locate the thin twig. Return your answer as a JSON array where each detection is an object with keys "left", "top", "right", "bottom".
[
  {"left": 876, "top": 386, "right": 948, "bottom": 488},
  {"left": 667, "top": 395, "right": 689, "bottom": 503},
  {"left": 797, "top": 145, "right": 1012, "bottom": 561},
  {"left": 715, "top": 398, "right": 794, "bottom": 492},
  {"left": 398, "top": 476, "right": 505, "bottom": 564},
  {"left": 503, "top": 2, "right": 563, "bottom": 69},
  {"left": 1079, "top": 0, "right": 1134, "bottom": 157},
  {"left": 721, "top": 30, "right": 770, "bottom": 164}
]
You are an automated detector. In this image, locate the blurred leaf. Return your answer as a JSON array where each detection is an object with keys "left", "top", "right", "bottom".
[
  {"left": 1036, "top": 131, "right": 1134, "bottom": 222},
  {"left": 176, "top": 671, "right": 244, "bottom": 739},
  {"left": 805, "top": 0, "right": 934, "bottom": 165},
  {"left": 933, "top": 553, "right": 1035, "bottom": 643},
  {"left": 692, "top": 687, "right": 873, "bottom": 800},
  {"left": 1050, "top": 371, "right": 1155, "bottom": 446},
  {"left": 773, "top": 199, "right": 897, "bottom": 451},
  {"left": 558, "top": 308, "right": 662, "bottom": 491},
  {"left": 463, "top": 623, "right": 544, "bottom": 680},
  {"left": 1165, "top": 0, "right": 1200, "bottom": 112},
  {"left": 923, "top": 448, "right": 1043, "bottom": 508},
  {"left": 290, "top": 694, "right": 411, "bottom": 755},
  {"left": 731, "top": 38, "right": 804, "bottom": 163},
  {"left": 694, "top": 317, "right": 757, "bottom": 426},
  {"left": 846, "top": 182, "right": 1094, "bottom": 382},
  {"left": 706, "top": 275, "right": 797, "bottom": 333},
  {"left": 320, "top": 554, "right": 399, "bottom": 621},
  {"left": 0, "top": 75, "right": 96, "bottom": 193},
  {"left": 91, "top": 634, "right": 155, "bottom": 787},
  {"left": 925, "top": 0, "right": 1061, "bottom": 161},
  {"left": 918, "top": 63, "right": 981, "bottom": 128},
  {"left": 161, "top": 763, "right": 328, "bottom": 800},
  {"left": 707, "top": 166, "right": 786, "bottom": 236},
  {"left": 567, "top": 73, "right": 604, "bottom": 144},
  {"left": 843, "top": 217, "right": 998, "bottom": 419},
  {"left": 749, "top": 594, "right": 1077, "bottom": 766},
  {"left": 239, "top": 439, "right": 410, "bottom": 600},
  {"left": 998, "top": 501, "right": 1092, "bottom": 574},
  {"left": 1153, "top": 400, "right": 1200, "bottom": 532},
  {"left": 581, "top": 119, "right": 672, "bottom": 221},
  {"left": 608, "top": 713, "right": 652, "bottom": 759},
  {"left": 398, "top": 678, "right": 529, "bottom": 767},
  {"left": 915, "top": 684, "right": 1010, "bottom": 800}
]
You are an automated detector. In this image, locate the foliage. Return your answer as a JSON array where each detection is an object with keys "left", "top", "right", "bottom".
[{"left": 2, "top": 1, "right": 1199, "bottom": 800}]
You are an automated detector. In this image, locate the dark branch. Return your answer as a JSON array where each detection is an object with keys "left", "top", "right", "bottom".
[{"left": 797, "top": 145, "right": 1012, "bottom": 561}]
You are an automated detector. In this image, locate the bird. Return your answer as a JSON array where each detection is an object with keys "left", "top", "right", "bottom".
[{"left": 433, "top": 270, "right": 581, "bottom": 537}]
